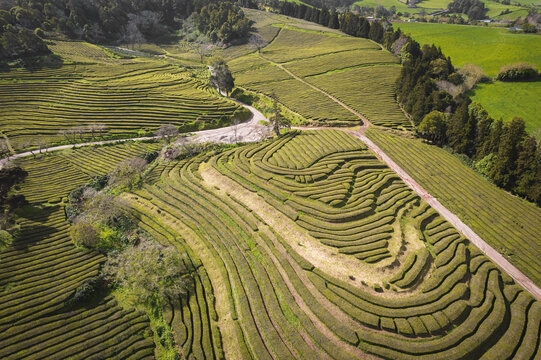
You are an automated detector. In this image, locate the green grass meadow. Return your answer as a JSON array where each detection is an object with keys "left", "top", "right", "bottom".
[
  {"left": 395, "top": 23, "right": 541, "bottom": 76},
  {"left": 396, "top": 22, "right": 541, "bottom": 135},
  {"left": 469, "top": 81, "right": 541, "bottom": 138}
]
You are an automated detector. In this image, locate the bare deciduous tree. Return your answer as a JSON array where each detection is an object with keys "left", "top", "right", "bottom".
[
  {"left": 87, "top": 124, "right": 106, "bottom": 139},
  {"left": 155, "top": 124, "right": 179, "bottom": 144},
  {"left": 232, "top": 118, "right": 241, "bottom": 143},
  {"left": 270, "top": 95, "right": 290, "bottom": 136},
  {"left": 249, "top": 34, "right": 267, "bottom": 54},
  {"left": 0, "top": 138, "right": 10, "bottom": 160},
  {"left": 194, "top": 43, "right": 210, "bottom": 63},
  {"left": 108, "top": 157, "right": 148, "bottom": 190}
]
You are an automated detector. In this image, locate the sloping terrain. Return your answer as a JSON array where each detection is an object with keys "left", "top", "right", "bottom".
[{"left": 123, "top": 130, "right": 541, "bottom": 359}]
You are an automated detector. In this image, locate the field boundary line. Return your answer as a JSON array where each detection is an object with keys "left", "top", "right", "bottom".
[{"left": 259, "top": 55, "right": 371, "bottom": 131}]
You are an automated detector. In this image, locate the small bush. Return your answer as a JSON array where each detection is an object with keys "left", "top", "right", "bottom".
[
  {"left": 0, "top": 230, "right": 13, "bottom": 251},
  {"left": 496, "top": 63, "right": 538, "bottom": 81},
  {"left": 66, "top": 278, "right": 100, "bottom": 306},
  {"left": 70, "top": 221, "right": 100, "bottom": 248}
]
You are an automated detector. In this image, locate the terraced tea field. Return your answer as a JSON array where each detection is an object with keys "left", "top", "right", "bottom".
[
  {"left": 228, "top": 23, "right": 411, "bottom": 129},
  {"left": 121, "top": 130, "right": 541, "bottom": 359},
  {"left": 0, "top": 142, "right": 162, "bottom": 360},
  {"left": 367, "top": 127, "right": 541, "bottom": 286},
  {"left": 0, "top": 55, "right": 246, "bottom": 151}
]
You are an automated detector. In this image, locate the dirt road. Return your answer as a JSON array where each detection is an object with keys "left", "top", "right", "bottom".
[{"left": 3, "top": 64, "right": 539, "bottom": 301}]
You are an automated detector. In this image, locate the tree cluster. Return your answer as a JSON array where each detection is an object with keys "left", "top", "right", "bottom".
[
  {"left": 192, "top": 2, "right": 252, "bottom": 43},
  {"left": 0, "top": 163, "right": 28, "bottom": 235},
  {"left": 67, "top": 157, "right": 149, "bottom": 251},
  {"left": 496, "top": 63, "right": 538, "bottom": 82},
  {"left": 0, "top": 9, "right": 49, "bottom": 60},
  {"left": 447, "top": 0, "right": 487, "bottom": 20},
  {"left": 419, "top": 103, "right": 540, "bottom": 204},
  {"left": 396, "top": 41, "right": 455, "bottom": 125},
  {"left": 103, "top": 239, "right": 192, "bottom": 304},
  {"left": 211, "top": 59, "right": 235, "bottom": 95},
  {"left": 0, "top": 0, "right": 220, "bottom": 50}
]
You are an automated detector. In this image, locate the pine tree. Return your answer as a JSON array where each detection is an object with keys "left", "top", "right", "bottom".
[
  {"left": 486, "top": 119, "right": 504, "bottom": 155},
  {"left": 471, "top": 104, "right": 493, "bottom": 160}
]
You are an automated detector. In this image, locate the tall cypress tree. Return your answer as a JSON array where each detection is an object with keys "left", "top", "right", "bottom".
[
  {"left": 513, "top": 136, "right": 540, "bottom": 204},
  {"left": 472, "top": 104, "right": 493, "bottom": 160},
  {"left": 446, "top": 99, "right": 470, "bottom": 153},
  {"left": 490, "top": 117, "right": 526, "bottom": 189}
]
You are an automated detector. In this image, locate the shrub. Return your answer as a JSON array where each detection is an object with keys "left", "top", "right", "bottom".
[
  {"left": 102, "top": 240, "right": 192, "bottom": 303},
  {"left": 0, "top": 230, "right": 13, "bottom": 251},
  {"left": 66, "top": 278, "right": 100, "bottom": 306},
  {"left": 496, "top": 63, "right": 538, "bottom": 81},
  {"left": 70, "top": 220, "right": 100, "bottom": 248}
]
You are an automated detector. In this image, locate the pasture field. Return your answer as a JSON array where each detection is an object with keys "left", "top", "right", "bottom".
[
  {"left": 0, "top": 43, "right": 246, "bottom": 151},
  {"left": 0, "top": 141, "right": 163, "bottom": 360},
  {"left": 125, "top": 129, "right": 541, "bottom": 359},
  {"left": 396, "top": 22, "right": 541, "bottom": 134},
  {"left": 367, "top": 127, "right": 541, "bottom": 285},
  {"left": 469, "top": 81, "right": 541, "bottom": 138},
  {"left": 353, "top": 0, "right": 432, "bottom": 13},
  {"left": 395, "top": 23, "right": 541, "bottom": 76},
  {"left": 354, "top": 0, "right": 531, "bottom": 17}
]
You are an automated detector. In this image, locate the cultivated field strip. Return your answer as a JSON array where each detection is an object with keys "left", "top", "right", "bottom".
[
  {"left": 13, "top": 142, "right": 160, "bottom": 203},
  {"left": 0, "top": 61, "right": 243, "bottom": 149},
  {"left": 283, "top": 49, "right": 400, "bottom": 78},
  {"left": 127, "top": 197, "right": 225, "bottom": 360},
  {"left": 305, "top": 66, "right": 411, "bottom": 129},
  {"left": 229, "top": 26, "right": 411, "bottom": 129},
  {"left": 0, "top": 206, "right": 154, "bottom": 360},
  {"left": 367, "top": 128, "right": 541, "bottom": 287},
  {"left": 133, "top": 129, "right": 540, "bottom": 359},
  {"left": 260, "top": 27, "right": 380, "bottom": 63},
  {"left": 47, "top": 40, "right": 119, "bottom": 64}
]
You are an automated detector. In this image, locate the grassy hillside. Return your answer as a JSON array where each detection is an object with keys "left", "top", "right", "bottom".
[
  {"left": 469, "top": 81, "right": 541, "bottom": 138},
  {"left": 354, "top": 0, "right": 532, "bottom": 17},
  {"left": 396, "top": 23, "right": 541, "bottom": 76},
  {"left": 367, "top": 127, "right": 541, "bottom": 285}
]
